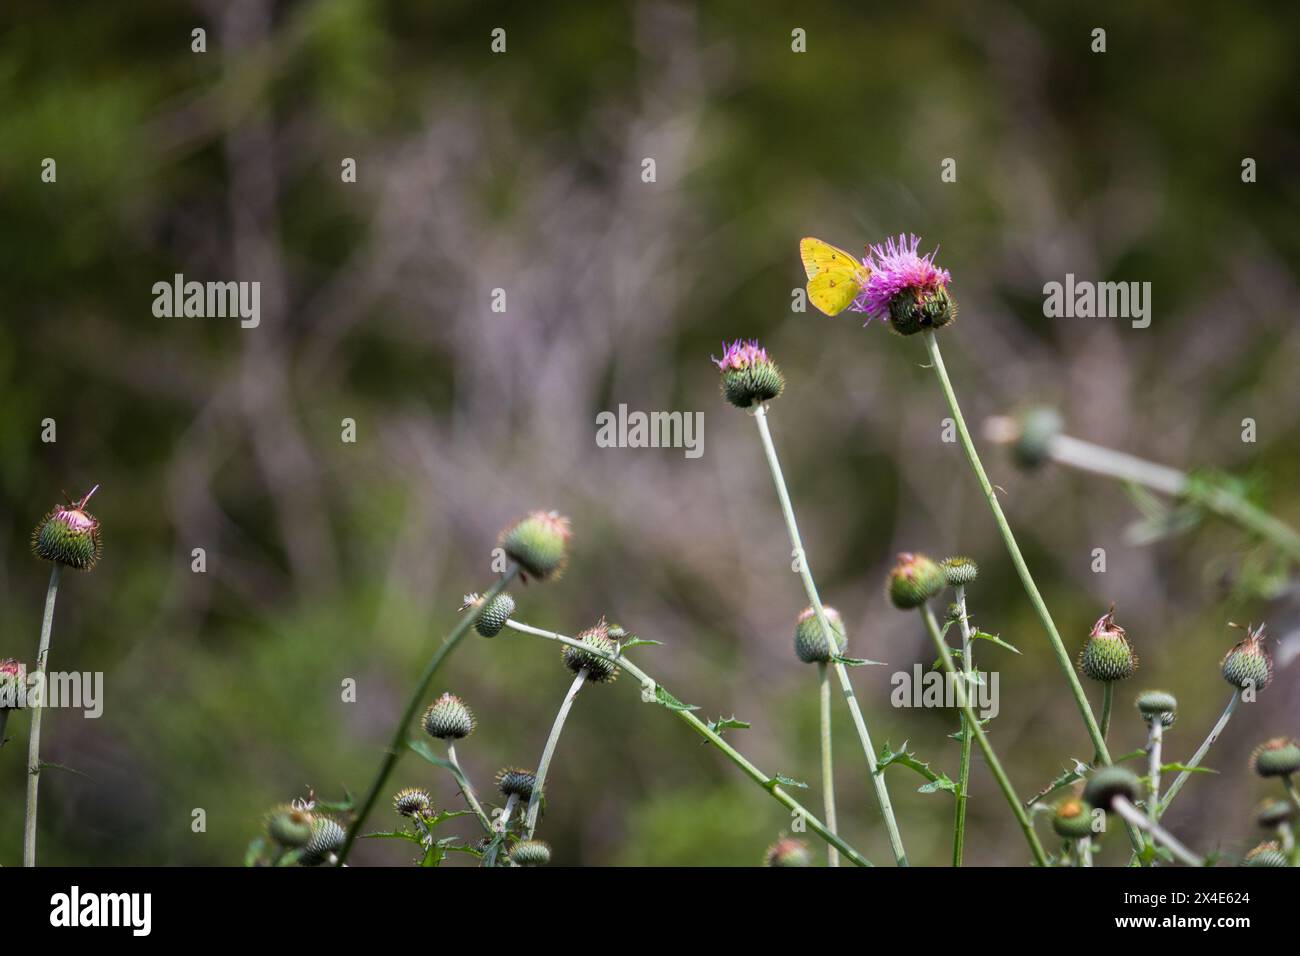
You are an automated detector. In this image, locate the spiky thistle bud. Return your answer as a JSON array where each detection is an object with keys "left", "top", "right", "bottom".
[
  {"left": 1251, "top": 738, "right": 1300, "bottom": 779},
  {"left": 0, "top": 658, "right": 27, "bottom": 711},
  {"left": 463, "top": 592, "right": 516, "bottom": 638},
  {"left": 510, "top": 839, "right": 552, "bottom": 866},
  {"left": 1255, "top": 798, "right": 1296, "bottom": 829},
  {"left": 1135, "top": 690, "right": 1177, "bottom": 727},
  {"left": 1051, "top": 797, "right": 1096, "bottom": 840},
  {"left": 1221, "top": 624, "right": 1272, "bottom": 692},
  {"left": 940, "top": 556, "right": 979, "bottom": 587},
  {"left": 1241, "top": 841, "right": 1288, "bottom": 867},
  {"left": 1078, "top": 606, "right": 1137, "bottom": 683},
  {"left": 423, "top": 692, "right": 476, "bottom": 740},
  {"left": 711, "top": 339, "right": 784, "bottom": 409},
  {"left": 562, "top": 618, "right": 619, "bottom": 683},
  {"left": 496, "top": 767, "right": 537, "bottom": 799},
  {"left": 1083, "top": 766, "right": 1140, "bottom": 812},
  {"left": 886, "top": 552, "right": 946, "bottom": 610},
  {"left": 265, "top": 804, "right": 315, "bottom": 848},
  {"left": 763, "top": 837, "right": 811, "bottom": 867},
  {"left": 31, "top": 486, "right": 102, "bottom": 571},
  {"left": 793, "top": 606, "right": 847, "bottom": 664},
  {"left": 499, "top": 511, "right": 572, "bottom": 582},
  {"left": 393, "top": 787, "right": 432, "bottom": 818},
  {"left": 299, "top": 816, "right": 347, "bottom": 866}
]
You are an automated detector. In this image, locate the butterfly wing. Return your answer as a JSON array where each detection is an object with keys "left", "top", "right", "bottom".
[{"left": 799, "top": 237, "right": 868, "bottom": 316}]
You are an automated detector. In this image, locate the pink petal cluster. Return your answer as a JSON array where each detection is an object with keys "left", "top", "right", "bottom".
[
  {"left": 851, "top": 234, "right": 951, "bottom": 323},
  {"left": 711, "top": 339, "right": 770, "bottom": 372}
]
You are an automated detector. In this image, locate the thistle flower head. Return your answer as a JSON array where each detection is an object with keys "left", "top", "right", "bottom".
[
  {"left": 510, "top": 839, "right": 552, "bottom": 866},
  {"left": 711, "top": 339, "right": 785, "bottom": 409},
  {"left": 0, "top": 658, "right": 26, "bottom": 711},
  {"left": 1078, "top": 605, "right": 1137, "bottom": 683},
  {"left": 299, "top": 815, "right": 347, "bottom": 866},
  {"left": 1242, "top": 841, "right": 1288, "bottom": 867},
  {"left": 1221, "top": 623, "right": 1272, "bottom": 692},
  {"left": 1082, "top": 766, "right": 1139, "bottom": 812},
  {"left": 462, "top": 591, "right": 516, "bottom": 638},
  {"left": 265, "top": 803, "right": 315, "bottom": 848},
  {"left": 886, "top": 552, "right": 946, "bottom": 610},
  {"left": 423, "top": 692, "right": 476, "bottom": 740},
  {"left": 940, "top": 556, "right": 979, "bottom": 586},
  {"left": 496, "top": 767, "right": 538, "bottom": 799},
  {"left": 393, "top": 787, "right": 432, "bottom": 818},
  {"left": 793, "top": 605, "right": 847, "bottom": 664},
  {"left": 1051, "top": 797, "right": 1096, "bottom": 840},
  {"left": 562, "top": 618, "right": 620, "bottom": 683},
  {"left": 1251, "top": 737, "right": 1300, "bottom": 779},
  {"left": 1135, "top": 689, "right": 1177, "bottom": 727},
  {"left": 499, "top": 511, "right": 572, "bottom": 582},
  {"left": 763, "top": 836, "right": 811, "bottom": 867},
  {"left": 32, "top": 485, "right": 102, "bottom": 571},
  {"left": 852, "top": 234, "right": 954, "bottom": 335}
]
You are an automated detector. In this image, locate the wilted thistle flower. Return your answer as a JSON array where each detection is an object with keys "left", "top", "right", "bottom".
[
  {"left": 1251, "top": 738, "right": 1300, "bottom": 779},
  {"left": 510, "top": 839, "right": 552, "bottom": 866},
  {"left": 1221, "top": 624, "right": 1272, "bottom": 692},
  {"left": 0, "top": 658, "right": 27, "bottom": 711},
  {"left": 940, "top": 556, "right": 979, "bottom": 587},
  {"left": 496, "top": 767, "right": 537, "bottom": 799},
  {"left": 265, "top": 804, "right": 315, "bottom": 849},
  {"left": 886, "top": 552, "right": 946, "bottom": 610},
  {"left": 463, "top": 591, "right": 516, "bottom": 638},
  {"left": 1135, "top": 690, "right": 1178, "bottom": 727},
  {"left": 1255, "top": 798, "right": 1296, "bottom": 829},
  {"left": 763, "top": 837, "right": 811, "bottom": 867},
  {"left": 851, "top": 234, "right": 954, "bottom": 336},
  {"left": 499, "top": 511, "right": 572, "bottom": 582},
  {"left": 423, "top": 692, "right": 476, "bottom": 740},
  {"left": 793, "top": 605, "right": 847, "bottom": 664},
  {"left": 562, "top": 618, "right": 620, "bottom": 683},
  {"left": 1241, "top": 841, "right": 1288, "bottom": 867},
  {"left": 299, "top": 816, "right": 347, "bottom": 866},
  {"left": 31, "top": 486, "right": 102, "bottom": 571},
  {"left": 1051, "top": 797, "right": 1096, "bottom": 840},
  {"left": 393, "top": 787, "right": 432, "bottom": 818},
  {"left": 1078, "top": 606, "right": 1137, "bottom": 683},
  {"left": 711, "top": 339, "right": 784, "bottom": 409}
]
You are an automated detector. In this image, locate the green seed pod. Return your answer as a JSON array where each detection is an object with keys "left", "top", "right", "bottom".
[
  {"left": 1135, "top": 690, "right": 1177, "bottom": 727},
  {"left": 499, "top": 511, "right": 572, "bottom": 582},
  {"left": 496, "top": 767, "right": 537, "bottom": 799},
  {"left": 793, "top": 606, "right": 847, "bottom": 664},
  {"left": 1078, "top": 606, "right": 1137, "bottom": 683},
  {"left": 31, "top": 487, "right": 102, "bottom": 571},
  {"left": 1255, "top": 798, "right": 1296, "bottom": 829},
  {"left": 763, "top": 837, "right": 811, "bottom": 867},
  {"left": 0, "top": 659, "right": 27, "bottom": 711},
  {"left": 265, "top": 804, "right": 315, "bottom": 849},
  {"left": 713, "top": 340, "right": 784, "bottom": 409},
  {"left": 886, "top": 552, "right": 946, "bottom": 610},
  {"left": 464, "top": 592, "right": 515, "bottom": 638},
  {"left": 423, "top": 692, "right": 476, "bottom": 740},
  {"left": 393, "top": 787, "right": 432, "bottom": 818},
  {"left": 562, "top": 619, "right": 619, "bottom": 683},
  {"left": 1242, "top": 841, "right": 1288, "bottom": 867},
  {"left": 887, "top": 285, "right": 957, "bottom": 337},
  {"left": 299, "top": 816, "right": 347, "bottom": 866},
  {"left": 1083, "top": 766, "right": 1140, "bottom": 812},
  {"left": 1221, "top": 625, "right": 1272, "bottom": 692},
  {"left": 940, "top": 556, "right": 979, "bottom": 587},
  {"left": 1051, "top": 798, "right": 1096, "bottom": 840},
  {"left": 1251, "top": 738, "right": 1300, "bottom": 778},
  {"left": 510, "top": 839, "right": 552, "bottom": 866}
]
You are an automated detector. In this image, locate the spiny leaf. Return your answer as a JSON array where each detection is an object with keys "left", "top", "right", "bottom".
[
  {"left": 972, "top": 630, "right": 1021, "bottom": 655},
  {"left": 770, "top": 773, "right": 809, "bottom": 790},
  {"left": 38, "top": 760, "right": 88, "bottom": 778},
  {"left": 363, "top": 830, "right": 423, "bottom": 843},
  {"left": 655, "top": 686, "right": 699, "bottom": 712},
  {"left": 313, "top": 790, "right": 356, "bottom": 813},
  {"left": 618, "top": 638, "right": 662, "bottom": 650},
  {"left": 876, "top": 741, "right": 956, "bottom": 796},
  {"left": 831, "top": 654, "right": 886, "bottom": 667},
  {"left": 705, "top": 714, "right": 750, "bottom": 737},
  {"left": 407, "top": 738, "right": 456, "bottom": 771}
]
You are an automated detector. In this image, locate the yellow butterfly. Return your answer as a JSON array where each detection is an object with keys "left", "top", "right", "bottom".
[{"left": 799, "top": 237, "right": 870, "bottom": 316}]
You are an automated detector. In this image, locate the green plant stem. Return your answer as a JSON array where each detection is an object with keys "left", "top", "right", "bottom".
[
  {"left": 1158, "top": 690, "right": 1240, "bottom": 818},
  {"left": 751, "top": 404, "right": 908, "bottom": 866},
  {"left": 817, "top": 662, "right": 839, "bottom": 867},
  {"left": 497, "top": 793, "right": 519, "bottom": 832},
  {"left": 524, "top": 669, "right": 587, "bottom": 839},
  {"left": 1283, "top": 776, "right": 1300, "bottom": 814},
  {"left": 447, "top": 743, "right": 493, "bottom": 834},
  {"left": 23, "top": 565, "right": 62, "bottom": 868},
  {"left": 336, "top": 565, "right": 520, "bottom": 865},
  {"left": 1076, "top": 837, "right": 1093, "bottom": 867},
  {"left": 503, "top": 618, "right": 873, "bottom": 867},
  {"left": 1146, "top": 721, "right": 1164, "bottom": 825},
  {"left": 920, "top": 603, "right": 1049, "bottom": 866},
  {"left": 1096, "top": 683, "right": 1115, "bottom": 762},
  {"left": 1112, "top": 797, "right": 1204, "bottom": 866},
  {"left": 951, "top": 584, "right": 975, "bottom": 867}
]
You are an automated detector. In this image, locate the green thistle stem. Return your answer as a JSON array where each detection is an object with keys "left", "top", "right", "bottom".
[
  {"left": 1283, "top": 777, "right": 1300, "bottom": 815},
  {"left": 336, "top": 565, "right": 520, "bottom": 865},
  {"left": 951, "top": 585, "right": 975, "bottom": 867},
  {"left": 1112, "top": 797, "right": 1204, "bottom": 866},
  {"left": 751, "top": 404, "right": 908, "bottom": 866},
  {"left": 447, "top": 743, "right": 492, "bottom": 834},
  {"left": 23, "top": 565, "right": 61, "bottom": 868},
  {"left": 498, "top": 793, "right": 519, "bottom": 832},
  {"left": 1076, "top": 837, "right": 1093, "bottom": 867},
  {"left": 504, "top": 618, "right": 873, "bottom": 867},
  {"left": 524, "top": 669, "right": 587, "bottom": 839},
  {"left": 920, "top": 602, "right": 1049, "bottom": 866},
  {"left": 1146, "top": 720, "right": 1164, "bottom": 825},
  {"left": 818, "top": 662, "right": 839, "bottom": 867},
  {"left": 1097, "top": 683, "right": 1115, "bottom": 762},
  {"left": 1158, "top": 690, "right": 1240, "bottom": 818}
]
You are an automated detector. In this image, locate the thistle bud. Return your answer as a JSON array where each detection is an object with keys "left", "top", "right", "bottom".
[
  {"left": 763, "top": 837, "right": 811, "bottom": 867},
  {"left": 940, "top": 556, "right": 979, "bottom": 587},
  {"left": 1250, "top": 738, "right": 1300, "bottom": 779},
  {"left": 1221, "top": 624, "right": 1272, "bottom": 692},
  {"left": 510, "top": 839, "right": 552, "bottom": 866},
  {"left": 1241, "top": 841, "right": 1288, "bottom": 867},
  {"left": 393, "top": 787, "right": 433, "bottom": 818},
  {"left": 1082, "top": 766, "right": 1139, "bottom": 812},
  {"left": 463, "top": 592, "right": 516, "bottom": 638},
  {"left": 1078, "top": 606, "right": 1137, "bottom": 683},
  {"left": 1255, "top": 798, "right": 1296, "bottom": 829},
  {"left": 711, "top": 339, "right": 784, "bottom": 409},
  {"left": 793, "top": 606, "right": 847, "bottom": 664},
  {"left": 496, "top": 767, "right": 537, "bottom": 799},
  {"left": 1012, "top": 407, "right": 1063, "bottom": 469},
  {"left": 499, "top": 511, "right": 572, "bottom": 582},
  {"left": 1135, "top": 690, "right": 1177, "bottom": 727},
  {"left": 886, "top": 552, "right": 946, "bottom": 610},
  {"left": 423, "top": 692, "right": 476, "bottom": 740},
  {"left": 299, "top": 816, "right": 347, "bottom": 866},
  {"left": 0, "top": 659, "right": 27, "bottom": 711},
  {"left": 562, "top": 618, "right": 619, "bottom": 683},
  {"left": 31, "top": 486, "right": 102, "bottom": 571},
  {"left": 265, "top": 804, "right": 315, "bottom": 848},
  {"left": 1051, "top": 797, "right": 1096, "bottom": 840}
]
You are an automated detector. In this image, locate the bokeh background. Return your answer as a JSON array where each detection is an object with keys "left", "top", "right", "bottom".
[{"left": 3, "top": 0, "right": 1299, "bottom": 866}]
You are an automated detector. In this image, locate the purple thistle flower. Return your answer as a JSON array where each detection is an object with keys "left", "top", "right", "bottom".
[
  {"left": 711, "top": 339, "right": 770, "bottom": 372},
  {"left": 851, "top": 234, "right": 952, "bottom": 325},
  {"left": 711, "top": 339, "right": 784, "bottom": 408}
]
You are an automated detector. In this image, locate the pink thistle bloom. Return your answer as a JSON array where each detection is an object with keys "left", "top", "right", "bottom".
[
  {"left": 711, "top": 339, "right": 770, "bottom": 371},
  {"left": 851, "top": 234, "right": 951, "bottom": 324}
]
